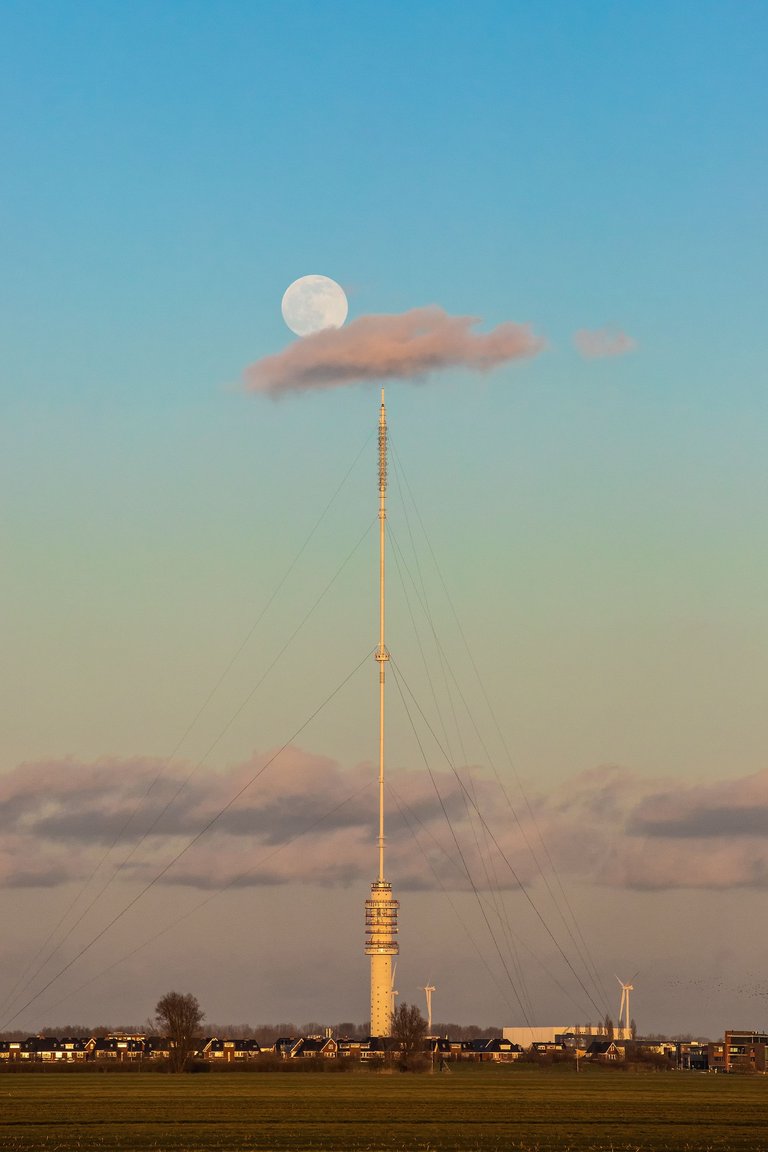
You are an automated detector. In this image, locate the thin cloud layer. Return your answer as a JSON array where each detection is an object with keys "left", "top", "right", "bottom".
[
  {"left": 3, "top": 752, "right": 768, "bottom": 894},
  {"left": 245, "top": 306, "right": 543, "bottom": 395},
  {"left": 0, "top": 750, "right": 475, "bottom": 891},
  {"left": 573, "top": 327, "right": 636, "bottom": 359}
]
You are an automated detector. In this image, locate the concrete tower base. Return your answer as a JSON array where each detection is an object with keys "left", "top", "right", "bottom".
[{"left": 365, "top": 879, "right": 399, "bottom": 1036}]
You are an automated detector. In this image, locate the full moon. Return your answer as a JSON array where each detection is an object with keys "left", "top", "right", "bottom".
[{"left": 281, "top": 274, "right": 348, "bottom": 337}]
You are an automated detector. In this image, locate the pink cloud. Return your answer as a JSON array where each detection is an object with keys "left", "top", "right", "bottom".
[
  {"left": 244, "top": 306, "right": 543, "bottom": 395},
  {"left": 5, "top": 751, "right": 768, "bottom": 894},
  {"left": 545, "top": 765, "right": 768, "bottom": 891},
  {"left": 573, "top": 327, "right": 636, "bottom": 359}
]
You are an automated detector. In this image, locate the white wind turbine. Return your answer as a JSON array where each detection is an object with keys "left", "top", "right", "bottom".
[
  {"left": 390, "top": 962, "right": 399, "bottom": 1017},
  {"left": 616, "top": 974, "right": 636, "bottom": 1040},
  {"left": 422, "top": 983, "right": 436, "bottom": 1034}
]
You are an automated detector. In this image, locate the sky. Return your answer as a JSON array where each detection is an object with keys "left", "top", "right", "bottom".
[{"left": 1, "top": 0, "right": 768, "bottom": 1039}]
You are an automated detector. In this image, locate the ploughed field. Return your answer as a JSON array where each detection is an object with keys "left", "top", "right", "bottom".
[{"left": 1, "top": 1067, "right": 767, "bottom": 1151}]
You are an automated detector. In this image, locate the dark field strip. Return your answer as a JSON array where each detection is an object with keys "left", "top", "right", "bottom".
[{"left": 2, "top": 1068, "right": 768, "bottom": 1151}]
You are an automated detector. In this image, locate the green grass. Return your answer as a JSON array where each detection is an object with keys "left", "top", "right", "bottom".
[{"left": 1, "top": 1066, "right": 767, "bottom": 1150}]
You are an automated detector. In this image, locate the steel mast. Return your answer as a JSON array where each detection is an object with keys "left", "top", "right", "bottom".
[
  {"left": 365, "top": 388, "right": 399, "bottom": 1036},
  {"left": 377, "top": 386, "right": 388, "bottom": 883}
]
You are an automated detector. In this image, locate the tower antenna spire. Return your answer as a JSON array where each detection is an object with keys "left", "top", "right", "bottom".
[
  {"left": 377, "top": 386, "right": 388, "bottom": 881},
  {"left": 365, "top": 387, "right": 399, "bottom": 1036}
]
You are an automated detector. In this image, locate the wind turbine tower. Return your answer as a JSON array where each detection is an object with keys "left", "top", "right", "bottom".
[
  {"left": 364, "top": 390, "right": 399, "bottom": 1037},
  {"left": 422, "top": 984, "right": 436, "bottom": 1034},
  {"left": 616, "top": 976, "right": 635, "bottom": 1041},
  {"left": 390, "top": 963, "right": 399, "bottom": 1017}
]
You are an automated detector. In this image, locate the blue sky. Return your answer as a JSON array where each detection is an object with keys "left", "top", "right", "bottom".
[{"left": 1, "top": 1, "right": 768, "bottom": 1036}]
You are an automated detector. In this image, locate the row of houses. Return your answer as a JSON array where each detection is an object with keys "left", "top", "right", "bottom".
[
  {"left": 0, "top": 1032, "right": 521, "bottom": 1064},
  {"left": 4, "top": 1030, "right": 765, "bottom": 1070}
]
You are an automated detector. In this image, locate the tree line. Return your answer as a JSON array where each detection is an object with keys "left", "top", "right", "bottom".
[{"left": 4, "top": 992, "right": 443, "bottom": 1073}]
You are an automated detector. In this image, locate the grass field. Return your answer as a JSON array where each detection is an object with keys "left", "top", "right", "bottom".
[{"left": 1, "top": 1066, "right": 767, "bottom": 1151}]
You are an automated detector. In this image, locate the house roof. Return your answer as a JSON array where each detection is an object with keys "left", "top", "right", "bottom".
[
  {"left": 365, "top": 1036, "right": 399, "bottom": 1052},
  {"left": 25, "top": 1037, "right": 59, "bottom": 1052},
  {"left": 297, "top": 1037, "right": 335, "bottom": 1054},
  {"left": 88, "top": 1037, "right": 145, "bottom": 1052},
  {"left": 463, "top": 1038, "right": 517, "bottom": 1052}
]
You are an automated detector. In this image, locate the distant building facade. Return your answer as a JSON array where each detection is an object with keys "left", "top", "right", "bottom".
[
  {"left": 724, "top": 1031, "right": 768, "bottom": 1073},
  {"left": 503, "top": 1024, "right": 609, "bottom": 1048}
]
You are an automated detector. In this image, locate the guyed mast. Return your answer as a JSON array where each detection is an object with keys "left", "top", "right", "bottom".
[{"left": 364, "top": 388, "right": 399, "bottom": 1036}]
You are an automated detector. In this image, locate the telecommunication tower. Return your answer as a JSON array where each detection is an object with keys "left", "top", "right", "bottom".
[{"left": 364, "top": 389, "right": 399, "bottom": 1036}]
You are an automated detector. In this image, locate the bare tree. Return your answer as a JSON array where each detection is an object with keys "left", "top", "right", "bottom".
[
  {"left": 251, "top": 1023, "right": 298, "bottom": 1046},
  {"left": 432, "top": 1022, "right": 502, "bottom": 1041},
  {"left": 335, "top": 1021, "right": 368, "bottom": 1040},
  {"left": 300, "top": 1021, "right": 325, "bottom": 1036},
  {"left": 390, "top": 1002, "right": 428, "bottom": 1069},
  {"left": 154, "top": 992, "right": 205, "bottom": 1072}
]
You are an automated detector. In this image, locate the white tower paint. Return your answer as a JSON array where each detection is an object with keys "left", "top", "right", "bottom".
[
  {"left": 617, "top": 976, "right": 635, "bottom": 1041},
  {"left": 364, "top": 389, "right": 399, "bottom": 1037},
  {"left": 422, "top": 984, "right": 435, "bottom": 1034}
]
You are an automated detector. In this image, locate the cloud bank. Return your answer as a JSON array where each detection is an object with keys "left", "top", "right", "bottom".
[
  {"left": 245, "top": 306, "right": 543, "bottom": 395},
  {"left": 3, "top": 752, "right": 768, "bottom": 894},
  {"left": 573, "top": 327, "right": 636, "bottom": 359}
]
